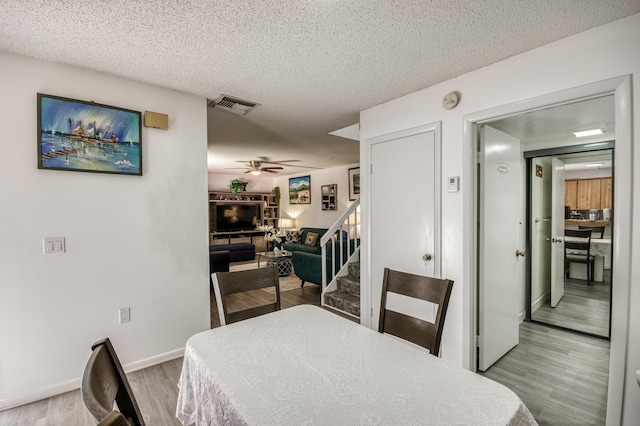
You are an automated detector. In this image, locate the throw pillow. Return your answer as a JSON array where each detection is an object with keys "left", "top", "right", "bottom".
[
  {"left": 304, "top": 232, "right": 319, "bottom": 246},
  {"left": 285, "top": 230, "right": 302, "bottom": 244}
]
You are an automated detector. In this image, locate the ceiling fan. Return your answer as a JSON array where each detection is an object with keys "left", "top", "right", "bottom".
[
  {"left": 227, "top": 159, "right": 320, "bottom": 176},
  {"left": 242, "top": 160, "right": 282, "bottom": 176}
]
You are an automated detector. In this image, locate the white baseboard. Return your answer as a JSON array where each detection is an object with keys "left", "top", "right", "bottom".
[
  {"left": 532, "top": 291, "right": 550, "bottom": 313},
  {"left": 124, "top": 347, "right": 184, "bottom": 374},
  {"left": 0, "top": 347, "right": 185, "bottom": 412}
]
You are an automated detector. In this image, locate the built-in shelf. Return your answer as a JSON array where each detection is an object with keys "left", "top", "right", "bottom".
[{"left": 208, "top": 191, "right": 280, "bottom": 251}]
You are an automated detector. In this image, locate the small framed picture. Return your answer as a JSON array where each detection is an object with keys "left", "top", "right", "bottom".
[
  {"left": 348, "top": 167, "right": 360, "bottom": 201},
  {"left": 289, "top": 175, "right": 311, "bottom": 204}
]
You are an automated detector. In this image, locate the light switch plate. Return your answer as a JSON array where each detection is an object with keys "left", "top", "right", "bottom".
[{"left": 43, "top": 237, "right": 65, "bottom": 254}]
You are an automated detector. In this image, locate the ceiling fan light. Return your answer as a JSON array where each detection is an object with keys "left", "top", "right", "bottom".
[
  {"left": 250, "top": 170, "right": 261, "bottom": 176},
  {"left": 572, "top": 128, "right": 604, "bottom": 138}
]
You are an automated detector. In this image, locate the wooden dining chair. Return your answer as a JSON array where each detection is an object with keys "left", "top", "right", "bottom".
[
  {"left": 378, "top": 268, "right": 454, "bottom": 356},
  {"left": 81, "top": 338, "right": 146, "bottom": 426},
  {"left": 212, "top": 266, "right": 281, "bottom": 326},
  {"left": 578, "top": 225, "right": 605, "bottom": 239},
  {"left": 565, "top": 229, "right": 595, "bottom": 285}
]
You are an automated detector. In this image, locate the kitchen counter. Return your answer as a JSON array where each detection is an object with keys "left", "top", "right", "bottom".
[{"left": 565, "top": 220, "right": 611, "bottom": 226}]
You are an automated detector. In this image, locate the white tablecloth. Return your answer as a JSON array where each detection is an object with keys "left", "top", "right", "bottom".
[{"left": 176, "top": 305, "right": 536, "bottom": 425}]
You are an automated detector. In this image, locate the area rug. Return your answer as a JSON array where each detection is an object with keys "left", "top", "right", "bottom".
[{"left": 229, "top": 260, "right": 302, "bottom": 292}]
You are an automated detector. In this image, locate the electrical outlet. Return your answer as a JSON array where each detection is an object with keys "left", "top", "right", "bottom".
[{"left": 119, "top": 307, "right": 131, "bottom": 324}]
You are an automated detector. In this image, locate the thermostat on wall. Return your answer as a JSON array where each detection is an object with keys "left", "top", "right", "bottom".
[{"left": 448, "top": 176, "right": 460, "bottom": 192}]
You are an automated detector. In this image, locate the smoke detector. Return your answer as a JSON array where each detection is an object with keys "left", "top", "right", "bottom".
[{"left": 208, "top": 95, "right": 260, "bottom": 115}]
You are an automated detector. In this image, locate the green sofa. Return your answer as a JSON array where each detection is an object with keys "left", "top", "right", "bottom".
[
  {"left": 292, "top": 238, "right": 359, "bottom": 286},
  {"left": 281, "top": 227, "right": 328, "bottom": 254}
]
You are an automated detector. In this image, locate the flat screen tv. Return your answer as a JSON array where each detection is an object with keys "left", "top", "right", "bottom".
[{"left": 216, "top": 203, "right": 260, "bottom": 232}]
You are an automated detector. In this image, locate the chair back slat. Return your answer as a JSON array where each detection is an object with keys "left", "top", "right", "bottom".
[
  {"left": 578, "top": 225, "right": 605, "bottom": 239},
  {"left": 378, "top": 268, "right": 453, "bottom": 356},
  {"left": 213, "top": 266, "right": 281, "bottom": 325},
  {"left": 98, "top": 411, "right": 132, "bottom": 426}
]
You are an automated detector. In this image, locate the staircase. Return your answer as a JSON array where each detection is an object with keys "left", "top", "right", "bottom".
[
  {"left": 324, "top": 261, "right": 360, "bottom": 317},
  {"left": 318, "top": 198, "right": 361, "bottom": 320}
]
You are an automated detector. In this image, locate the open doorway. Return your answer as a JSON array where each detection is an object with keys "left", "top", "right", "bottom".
[{"left": 475, "top": 94, "right": 617, "bottom": 423}]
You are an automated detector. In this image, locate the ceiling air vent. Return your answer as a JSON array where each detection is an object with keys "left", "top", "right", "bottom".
[{"left": 208, "top": 95, "right": 260, "bottom": 115}]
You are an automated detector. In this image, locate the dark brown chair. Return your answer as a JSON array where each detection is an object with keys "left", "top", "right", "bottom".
[
  {"left": 578, "top": 225, "right": 605, "bottom": 239},
  {"left": 81, "top": 338, "right": 145, "bottom": 426},
  {"left": 378, "top": 268, "right": 454, "bottom": 356},
  {"left": 98, "top": 411, "right": 132, "bottom": 426},
  {"left": 212, "top": 266, "right": 281, "bottom": 326},
  {"left": 565, "top": 229, "right": 595, "bottom": 285}
]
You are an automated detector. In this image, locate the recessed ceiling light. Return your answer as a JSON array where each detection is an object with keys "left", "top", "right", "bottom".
[
  {"left": 573, "top": 128, "right": 604, "bottom": 138},
  {"left": 584, "top": 163, "right": 605, "bottom": 168}
]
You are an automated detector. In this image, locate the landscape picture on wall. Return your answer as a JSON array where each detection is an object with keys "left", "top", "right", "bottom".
[
  {"left": 37, "top": 93, "right": 142, "bottom": 175},
  {"left": 289, "top": 175, "right": 311, "bottom": 204}
]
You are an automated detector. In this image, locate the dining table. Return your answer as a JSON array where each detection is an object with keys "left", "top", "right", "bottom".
[{"left": 176, "top": 305, "right": 536, "bottom": 425}]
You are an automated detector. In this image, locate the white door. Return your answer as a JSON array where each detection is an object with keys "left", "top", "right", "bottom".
[
  {"left": 369, "top": 124, "right": 440, "bottom": 328},
  {"left": 550, "top": 158, "right": 566, "bottom": 307},
  {"left": 478, "top": 125, "right": 523, "bottom": 371}
]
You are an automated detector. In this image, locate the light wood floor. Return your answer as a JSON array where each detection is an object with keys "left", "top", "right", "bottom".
[
  {"left": 480, "top": 321, "right": 610, "bottom": 426},
  {"left": 531, "top": 271, "right": 610, "bottom": 337}
]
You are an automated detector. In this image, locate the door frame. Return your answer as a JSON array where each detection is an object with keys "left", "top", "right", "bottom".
[
  {"left": 463, "top": 75, "right": 632, "bottom": 425},
  {"left": 524, "top": 143, "right": 614, "bottom": 339}
]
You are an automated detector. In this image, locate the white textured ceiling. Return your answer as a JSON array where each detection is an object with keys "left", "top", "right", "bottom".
[{"left": 1, "top": 1, "right": 638, "bottom": 175}]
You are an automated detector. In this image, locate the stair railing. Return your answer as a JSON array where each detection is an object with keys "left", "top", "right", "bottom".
[{"left": 320, "top": 199, "right": 361, "bottom": 291}]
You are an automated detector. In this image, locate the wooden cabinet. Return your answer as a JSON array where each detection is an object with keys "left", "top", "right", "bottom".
[
  {"left": 600, "top": 178, "right": 612, "bottom": 209},
  {"left": 565, "top": 180, "right": 578, "bottom": 210},
  {"left": 577, "top": 179, "right": 600, "bottom": 210},
  {"left": 565, "top": 178, "right": 611, "bottom": 210}
]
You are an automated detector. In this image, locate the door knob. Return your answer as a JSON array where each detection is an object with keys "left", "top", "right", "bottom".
[
  {"left": 422, "top": 254, "right": 433, "bottom": 261},
  {"left": 515, "top": 250, "right": 526, "bottom": 257}
]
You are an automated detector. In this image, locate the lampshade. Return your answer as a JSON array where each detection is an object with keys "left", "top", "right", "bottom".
[{"left": 279, "top": 218, "right": 293, "bottom": 228}]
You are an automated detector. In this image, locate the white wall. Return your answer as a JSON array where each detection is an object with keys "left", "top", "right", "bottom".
[
  {"left": 360, "top": 14, "right": 640, "bottom": 425},
  {"left": 0, "top": 53, "right": 210, "bottom": 409},
  {"left": 273, "top": 164, "right": 359, "bottom": 229}
]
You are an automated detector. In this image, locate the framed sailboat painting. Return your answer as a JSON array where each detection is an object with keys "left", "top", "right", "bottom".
[{"left": 37, "top": 93, "right": 142, "bottom": 176}]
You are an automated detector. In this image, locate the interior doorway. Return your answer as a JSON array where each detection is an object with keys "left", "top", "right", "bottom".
[
  {"left": 474, "top": 93, "right": 619, "bottom": 423},
  {"left": 468, "top": 76, "right": 632, "bottom": 425},
  {"left": 477, "top": 94, "right": 615, "bottom": 368}
]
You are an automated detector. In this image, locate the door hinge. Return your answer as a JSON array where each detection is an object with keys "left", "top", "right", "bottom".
[
  {"left": 370, "top": 164, "right": 373, "bottom": 174},
  {"left": 476, "top": 152, "right": 482, "bottom": 164},
  {"left": 476, "top": 335, "right": 480, "bottom": 347}
]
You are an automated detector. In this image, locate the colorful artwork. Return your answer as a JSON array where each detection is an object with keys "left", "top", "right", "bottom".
[
  {"left": 37, "top": 94, "right": 142, "bottom": 175},
  {"left": 289, "top": 175, "right": 311, "bottom": 204}
]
